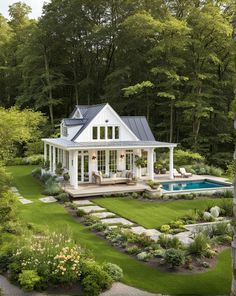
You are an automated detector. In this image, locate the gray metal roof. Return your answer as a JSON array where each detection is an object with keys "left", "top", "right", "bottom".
[
  {"left": 70, "top": 104, "right": 107, "bottom": 141},
  {"left": 63, "top": 118, "right": 87, "bottom": 126},
  {"left": 121, "top": 116, "right": 155, "bottom": 141},
  {"left": 42, "top": 138, "right": 177, "bottom": 149}
]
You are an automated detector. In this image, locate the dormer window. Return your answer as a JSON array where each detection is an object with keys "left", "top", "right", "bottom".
[{"left": 62, "top": 124, "right": 68, "bottom": 137}]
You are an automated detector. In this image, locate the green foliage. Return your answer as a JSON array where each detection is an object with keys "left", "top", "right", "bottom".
[
  {"left": 43, "top": 182, "right": 63, "bottom": 196},
  {"left": 188, "top": 234, "right": 211, "bottom": 257},
  {"left": 18, "top": 270, "right": 41, "bottom": 291},
  {"left": 164, "top": 248, "right": 184, "bottom": 269},
  {"left": 31, "top": 167, "right": 41, "bottom": 179},
  {"left": 81, "top": 260, "right": 113, "bottom": 296},
  {"left": 55, "top": 192, "right": 70, "bottom": 203},
  {"left": 174, "top": 150, "right": 204, "bottom": 166},
  {"left": 102, "top": 263, "right": 123, "bottom": 281},
  {"left": 160, "top": 225, "right": 171, "bottom": 233},
  {"left": 55, "top": 162, "right": 63, "bottom": 176},
  {"left": 158, "top": 235, "right": 183, "bottom": 250}
]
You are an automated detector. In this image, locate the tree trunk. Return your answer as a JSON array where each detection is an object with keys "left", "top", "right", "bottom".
[
  {"left": 231, "top": 123, "right": 236, "bottom": 295},
  {"left": 169, "top": 100, "right": 174, "bottom": 143},
  {"left": 231, "top": 18, "right": 236, "bottom": 296},
  {"left": 43, "top": 47, "right": 54, "bottom": 126}
]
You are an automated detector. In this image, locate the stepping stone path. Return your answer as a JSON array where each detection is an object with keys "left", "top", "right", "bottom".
[
  {"left": 130, "top": 227, "right": 161, "bottom": 242},
  {"left": 73, "top": 200, "right": 94, "bottom": 206},
  {"left": 19, "top": 198, "right": 33, "bottom": 205},
  {"left": 10, "top": 186, "right": 33, "bottom": 204},
  {"left": 101, "top": 217, "right": 134, "bottom": 226},
  {"left": 78, "top": 205, "right": 105, "bottom": 214},
  {"left": 91, "top": 211, "right": 116, "bottom": 219},
  {"left": 39, "top": 196, "right": 57, "bottom": 203},
  {"left": 174, "top": 232, "right": 193, "bottom": 246},
  {"left": 74, "top": 199, "right": 195, "bottom": 246},
  {"left": 10, "top": 187, "right": 19, "bottom": 193}
]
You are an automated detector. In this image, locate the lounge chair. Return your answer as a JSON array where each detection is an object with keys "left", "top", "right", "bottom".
[
  {"left": 179, "top": 167, "right": 192, "bottom": 177},
  {"left": 173, "top": 169, "right": 182, "bottom": 178}
]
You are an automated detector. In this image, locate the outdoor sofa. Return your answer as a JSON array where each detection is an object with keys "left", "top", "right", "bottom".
[{"left": 92, "top": 170, "right": 133, "bottom": 185}]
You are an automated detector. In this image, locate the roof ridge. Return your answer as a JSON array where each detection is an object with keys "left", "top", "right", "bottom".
[{"left": 77, "top": 103, "right": 107, "bottom": 108}]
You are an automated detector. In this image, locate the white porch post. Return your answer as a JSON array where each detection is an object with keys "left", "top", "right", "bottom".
[
  {"left": 62, "top": 150, "right": 66, "bottom": 168},
  {"left": 44, "top": 143, "right": 47, "bottom": 161},
  {"left": 52, "top": 146, "right": 56, "bottom": 174},
  {"left": 69, "top": 150, "right": 78, "bottom": 189},
  {"left": 147, "top": 148, "right": 154, "bottom": 180},
  {"left": 134, "top": 149, "right": 141, "bottom": 178},
  {"left": 169, "top": 147, "right": 174, "bottom": 180},
  {"left": 49, "top": 145, "right": 52, "bottom": 173}
]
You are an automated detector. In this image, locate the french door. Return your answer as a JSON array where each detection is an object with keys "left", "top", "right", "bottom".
[
  {"left": 97, "top": 150, "right": 117, "bottom": 175},
  {"left": 78, "top": 151, "right": 89, "bottom": 183}
]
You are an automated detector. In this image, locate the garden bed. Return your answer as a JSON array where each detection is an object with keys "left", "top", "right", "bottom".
[{"left": 65, "top": 202, "right": 232, "bottom": 274}]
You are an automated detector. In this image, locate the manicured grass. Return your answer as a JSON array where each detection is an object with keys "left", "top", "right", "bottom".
[
  {"left": 7, "top": 165, "right": 232, "bottom": 295},
  {"left": 95, "top": 197, "right": 228, "bottom": 228}
]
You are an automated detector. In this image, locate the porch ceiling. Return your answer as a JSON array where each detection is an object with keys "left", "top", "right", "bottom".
[{"left": 42, "top": 138, "right": 177, "bottom": 150}]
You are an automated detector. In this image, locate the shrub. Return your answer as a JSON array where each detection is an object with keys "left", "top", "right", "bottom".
[
  {"left": 164, "top": 248, "right": 184, "bottom": 269},
  {"left": 81, "top": 260, "right": 113, "bottom": 296},
  {"left": 158, "top": 235, "right": 182, "bottom": 250},
  {"left": 25, "top": 155, "right": 44, "bottom": 165},
  {"left": 212, "top": 222, "right": 232, "bottom": 236},
  {"left": 221, "top": 190, "right": 233, "bottom": 199},
  {"left": 102, "top": 263, "right": 123, "bottom": 281},
  {"left": 131, "top": 192, "right": 139, "bottom": 199},
  {"left": 44, "top": 182, "right": 63, "bottom": 196},
  {"left": 18, "top": 270, "right": 41, "bottom": 291},
  {"left": 126, "top": 245, "right": 140, "bottom": 255},
  {"left": 137, "top": 251, "right": 151, "bottom": 261},
  {"left": 174, "top": 149, "right": 204, "bottom": 166},
  {"left": 31, "top": 167, "right": 41, "bottom": 179},
  {"left": 55, "top": 192, "right": 70, "bottom": 203},
  {"left": 203, "top": 212, "right": 214, "bottom": 222},
  {"left": 188, "top": 233, "right": 211, "bottom": 257},
  {"left": 40, "top": 173, "right": 52, "bottom": 184},
  {"left": 160, "top": 224, "right": 171, "bottom": 233},
  {"left": 219, "top": 200, "right": 233, "bottom": 217},
  {"left": 55, "top": 162, "right": 63, "bottom": 176},
  {"left": 76, "top": 209, "right": 86, "bottom": 217},
  {"left": 89, "top": 222, "right": 107, "bottom": 232}
]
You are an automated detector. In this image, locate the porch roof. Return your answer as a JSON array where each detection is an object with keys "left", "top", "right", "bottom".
[{"left": 42, "top": 138, "right": 177, "bottom": 150}]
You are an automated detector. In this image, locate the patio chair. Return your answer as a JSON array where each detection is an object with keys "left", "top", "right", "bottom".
[
  {"left": 179, "top": 167, "right": 192, "bottom": 177},
  {"left": 173, "top": 168, "right": 182, "bottom": 178}
]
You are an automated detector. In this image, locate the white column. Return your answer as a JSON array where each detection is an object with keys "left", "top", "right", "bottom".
[
  {"left": 69, "top": 150, "right": 78, "bottom": 189},
  {"left": 62, "top": 150, "right": 66, "bottom": 168},
  {"left": 134, "top": 149, "right": 141, "bottom": 178},
  {"left": 44, "top": 143, "right": 47, "bottom": 161},
  {"left": 169, "top": 147, "right": 174, "bottom": 180},
  {"left": 89, "top": 150, "right": 97, "bottom": 183},
  {"left": 52, "top": 146, "right": 56, "bottom": 174},
  {"left": 49, "top": 145, "right": 52, "bottom": 173},
  {"left": 147, "top": 148, "right": 154, "bottom": 180}
]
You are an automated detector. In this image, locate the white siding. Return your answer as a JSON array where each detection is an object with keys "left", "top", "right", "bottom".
[{"left": 74, "top": 104, "right": 138, "bottom": 143}]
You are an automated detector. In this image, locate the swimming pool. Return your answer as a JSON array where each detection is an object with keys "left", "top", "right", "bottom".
[{"left": 161, "top": 179, "right": 232, "bottom": 192}]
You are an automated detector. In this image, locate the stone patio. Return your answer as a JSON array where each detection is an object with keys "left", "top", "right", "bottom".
[
  {"left": 78, "top": 205, "right": 105, "bottom": 213},
  {"left": 91, "top": 211, "right": 116, "bottom": 219},
  {"left": 73, "top": 200, "right": 94, "bottom": 206},
  {"left": 101, "top": 217, "right": 133, "bottom": 226},
  {"left": 39, "top": 196, "right": 57, "bottom": 203}
]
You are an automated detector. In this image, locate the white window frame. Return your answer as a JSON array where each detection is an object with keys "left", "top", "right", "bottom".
[{"left": 91, "top": 125, "right": 120, "bottom": 141}]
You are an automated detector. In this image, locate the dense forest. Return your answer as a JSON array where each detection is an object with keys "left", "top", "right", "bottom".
[{"left": 0, "top": 0, "right": 236, "bottom": 168}]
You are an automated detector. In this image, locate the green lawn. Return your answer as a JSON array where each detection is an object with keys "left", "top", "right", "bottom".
[
  {"left": 7, "top": 165, "right": 232, "bottom": 295},
  {"left": 95, "top": 197, "right": 226, "bottom": 228}
]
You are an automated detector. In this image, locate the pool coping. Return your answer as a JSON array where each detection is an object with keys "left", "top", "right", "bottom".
[{"left": 161, "top": 178, "right": 233, "bottom": 195}]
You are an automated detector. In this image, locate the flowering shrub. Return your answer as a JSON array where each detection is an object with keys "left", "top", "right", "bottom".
[
  {"left": 102, "top": 263, "right": 123, "bottom": 281},
  {"left": 10, "top": 232, "right": 82, "bottom": 286}
]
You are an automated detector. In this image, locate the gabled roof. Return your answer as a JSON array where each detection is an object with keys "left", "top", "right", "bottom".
[
  {"left": 121, "top": 116, "right": 155, "bottom": 141},
  {"left": 70, "top": 104, "right": 107, "bottom": 141}
]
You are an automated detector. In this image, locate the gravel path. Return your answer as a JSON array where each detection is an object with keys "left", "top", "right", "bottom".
[{"left": 0, "top": 276, "right": 160, "bottom": 296}]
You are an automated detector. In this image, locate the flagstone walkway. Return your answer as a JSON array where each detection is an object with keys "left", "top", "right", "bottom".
[
  {"left": 73, "top": 199, "right": 195, "bottom": 244},
  {"left": 10, "top": 187, "right": 33, "bottom": 204}
]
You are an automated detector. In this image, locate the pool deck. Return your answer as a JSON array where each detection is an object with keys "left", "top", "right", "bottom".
[{"left": 65, "top": 174, "right": 232, "bottom": 198}]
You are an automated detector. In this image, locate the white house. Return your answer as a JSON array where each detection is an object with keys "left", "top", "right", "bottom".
[{"left": 42, "top": 103, "right": 177, "bottom": 189}]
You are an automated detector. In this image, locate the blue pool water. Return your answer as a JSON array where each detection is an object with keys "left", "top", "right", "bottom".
[{"left": 162, "top": 179, "right": 231, "bottom": 192}]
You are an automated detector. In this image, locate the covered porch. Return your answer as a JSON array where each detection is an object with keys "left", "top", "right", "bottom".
[{"left": 42, "top": 139, "right": 177, "bottom": 190}]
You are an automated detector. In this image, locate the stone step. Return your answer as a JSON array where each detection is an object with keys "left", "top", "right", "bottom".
[
  {"left": 90, "top": 211, "right": 116, "bottom": 219},
  {"left": 78, "top": 205, "right": 105, "bottom": 214},
  {"left": 73, "top": 200, "right": 94, "bottom": 206},
  {"left": 101, "top": 217, "right": 133, "bottom": 226}
]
